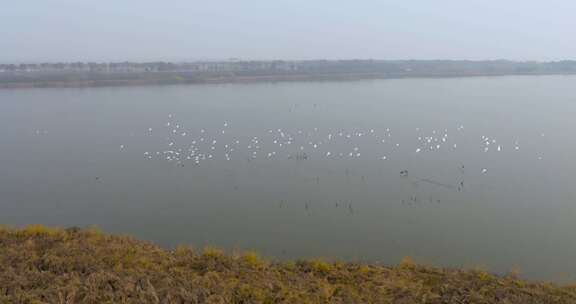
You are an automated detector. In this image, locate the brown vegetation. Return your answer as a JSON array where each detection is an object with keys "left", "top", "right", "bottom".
[{"left": 0, "top": 225, "right": 575, "bottom": 303}]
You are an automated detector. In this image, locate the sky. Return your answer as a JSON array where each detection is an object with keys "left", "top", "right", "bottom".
[{"left": 1, "top": 0, "right": 575, "bottom": 62}]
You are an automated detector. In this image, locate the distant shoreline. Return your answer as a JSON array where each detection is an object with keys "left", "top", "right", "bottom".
[
  {"left": 3, "top": 59, "right": 576, "bottom": 89},
  {"left": 2, "top": 71, "right": 576, "bottom": 89}
]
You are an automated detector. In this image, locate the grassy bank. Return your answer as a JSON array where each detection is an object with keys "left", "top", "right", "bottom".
[{"left": 0, "top": 225, "right": 574, "bottom": 303}]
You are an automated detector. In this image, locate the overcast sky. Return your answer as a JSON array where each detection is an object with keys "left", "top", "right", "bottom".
[{"left": 2, "top": 0, "right": 575, "bottom": 62}]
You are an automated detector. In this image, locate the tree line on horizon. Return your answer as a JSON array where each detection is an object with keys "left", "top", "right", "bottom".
[{"left": 2, "top": 60, "right": 576, "bottom": 75}]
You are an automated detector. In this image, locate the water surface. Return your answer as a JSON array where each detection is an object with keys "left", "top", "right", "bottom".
[{"left": 1, "top": 76, "right": 575, "bottom": 282}]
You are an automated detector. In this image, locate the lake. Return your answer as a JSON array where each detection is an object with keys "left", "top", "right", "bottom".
[{"left": 1, "top": 75, "right": 575, "bottom": 282}]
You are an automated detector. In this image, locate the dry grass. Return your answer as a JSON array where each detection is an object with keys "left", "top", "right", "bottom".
[{"left": 0, "top": 225, "right": 575, "bottom": 303}]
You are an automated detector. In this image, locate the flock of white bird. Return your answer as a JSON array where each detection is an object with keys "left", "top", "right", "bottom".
[{"left": 119, "top": 114, "right": 542, "bottom": 176}]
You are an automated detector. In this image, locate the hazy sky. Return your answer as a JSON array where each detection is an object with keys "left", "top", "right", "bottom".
[{"left": 2, "top": 0, "right": 575, "bottom": 62}]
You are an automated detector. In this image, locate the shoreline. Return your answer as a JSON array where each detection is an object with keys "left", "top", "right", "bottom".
[
  {"left": 1, "top": 225, "right": 574, "bottom": 303},
  {"left": 2, "top": 71, "right": 576, "bottom": 89}
]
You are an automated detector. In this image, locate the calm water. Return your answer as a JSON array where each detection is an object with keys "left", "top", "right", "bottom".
[{"left": 1, "top": 76, "right": 576, "bottom": 282}]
